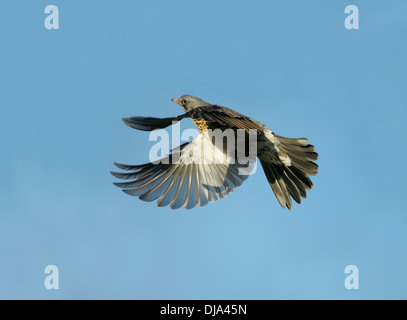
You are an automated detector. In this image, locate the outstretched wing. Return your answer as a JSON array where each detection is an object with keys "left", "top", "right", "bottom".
[
  {"left": 122, "top": 114, "right": 188, "bottom": 131},
  {"left": 111, "top": 134, "right": 252, "bottom": 209}
]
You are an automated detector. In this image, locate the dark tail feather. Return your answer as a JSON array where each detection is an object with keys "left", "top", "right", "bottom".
[
  {"left": 260, "top": 136, "right": 318, "bottom": 209},
  {"left": 260, "top": 160, "right": 314, "bottom": 210},
  {"left": 122, "top": 115, "right": 186, "bottom": 131},
  {"left": 260, "top": 160, "right": 293, "bottom": 209}
]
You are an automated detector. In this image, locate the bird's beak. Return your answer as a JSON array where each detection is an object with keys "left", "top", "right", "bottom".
[{"left": 171, "top": 98, "right": 181, "bottom": 105}]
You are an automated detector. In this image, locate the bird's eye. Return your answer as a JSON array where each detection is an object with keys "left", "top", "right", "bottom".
[{"left": 181, "top": 99, "right": 187, "bottom": 105}]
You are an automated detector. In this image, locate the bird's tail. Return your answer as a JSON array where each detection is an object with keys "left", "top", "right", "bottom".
[{"left": 260, "top": 135, "right": 318, "bottom": 209}]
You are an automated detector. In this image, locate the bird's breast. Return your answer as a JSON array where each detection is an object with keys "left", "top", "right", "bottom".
[{"left": 192, "top": 118, "right": 211, "bottom": 132}]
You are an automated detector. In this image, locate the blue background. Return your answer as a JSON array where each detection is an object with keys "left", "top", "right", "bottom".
[{"left": 1, "top": 0, "right": 406, "bottom": 299}]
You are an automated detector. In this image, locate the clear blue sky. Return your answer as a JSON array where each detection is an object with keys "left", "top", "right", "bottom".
[{"left": 1, "top": 0, "right": 406, "bottom": 299}]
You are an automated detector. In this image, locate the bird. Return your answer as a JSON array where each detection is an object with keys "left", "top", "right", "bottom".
[{"left": 111, "top": 95, "right": 318, "bottom": 210}]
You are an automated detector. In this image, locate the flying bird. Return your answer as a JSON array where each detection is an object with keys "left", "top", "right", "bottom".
[{"left": 112, "top": 95, "right": 318, "bottom": 210}]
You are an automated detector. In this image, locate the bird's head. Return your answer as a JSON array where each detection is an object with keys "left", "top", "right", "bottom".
[{"left": 171, "top": 95, "right": 210, "bottom": 112}]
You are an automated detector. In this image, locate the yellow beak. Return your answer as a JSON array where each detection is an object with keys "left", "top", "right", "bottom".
[{"left": 171, "top": 98, "right": 181, "bottom": 105}]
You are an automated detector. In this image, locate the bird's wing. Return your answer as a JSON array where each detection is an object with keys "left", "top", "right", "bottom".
[
  {"left": 122, "top": 114, "right": 189, "bottom": 131},
  {"left": 111, "top": 134, "right": 252, "bottom": 209},
  {"left": 187, "top": 105, "right": 265, "bottom": 132}
]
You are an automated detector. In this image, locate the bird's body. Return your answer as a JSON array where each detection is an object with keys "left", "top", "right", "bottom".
[{"left": 112, "top": 95, "right": 318, "bottom": 210}]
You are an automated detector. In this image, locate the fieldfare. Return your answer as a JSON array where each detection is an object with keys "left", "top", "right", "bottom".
[{"left": 112, "top": 95, "right": 318, "bottom": 210}]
